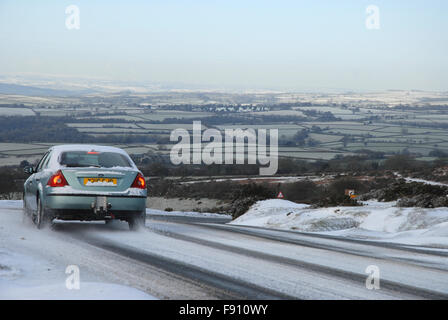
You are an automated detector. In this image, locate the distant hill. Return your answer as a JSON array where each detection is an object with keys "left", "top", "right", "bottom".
[{"left": 0, "top": 83, "right": 93, "bottom": 96}]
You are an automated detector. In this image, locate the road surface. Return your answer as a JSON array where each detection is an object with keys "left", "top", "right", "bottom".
[{"left": 1, "top": 201, "right": 447, "bottom": 299}]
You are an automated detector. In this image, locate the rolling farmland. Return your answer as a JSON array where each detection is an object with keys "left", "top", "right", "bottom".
[{"left": 1, "top": 92, "right": 448, "bottom": 166}]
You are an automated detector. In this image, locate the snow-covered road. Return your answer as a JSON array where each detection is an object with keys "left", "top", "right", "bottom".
[{"left": 1, "top": 201, "right": 448, "bottom": 300}]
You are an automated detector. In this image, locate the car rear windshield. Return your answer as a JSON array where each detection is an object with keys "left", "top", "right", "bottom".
[{"left": 59, "top": 151, "right": 132, "bottom": 168}]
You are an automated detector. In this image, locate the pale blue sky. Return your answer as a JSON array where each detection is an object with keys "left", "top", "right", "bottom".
[{"left": 0, "top": 1, "right": 447, "bottom": 90}]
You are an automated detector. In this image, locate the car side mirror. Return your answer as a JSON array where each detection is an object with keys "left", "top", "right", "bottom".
[{"left": 24, "top": 166, "right": 35, "bottom": 175}]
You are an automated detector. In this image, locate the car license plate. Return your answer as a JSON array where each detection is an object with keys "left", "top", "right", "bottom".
[{"left": 84, "top": 178, "right": 117, "bottom": 186}]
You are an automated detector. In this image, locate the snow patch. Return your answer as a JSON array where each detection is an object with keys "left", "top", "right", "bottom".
[
  {"left": 230, "top": 199, "right": 448, "bottom": 247},
  {"left": 0, "top": 281, "right": 156, "bottom": 300},
  {"left": 146, "top": 208, "right": 231, "bottom": 219},
  {"left": 0, "top": 248, "right": 156, "bottom": 300}
]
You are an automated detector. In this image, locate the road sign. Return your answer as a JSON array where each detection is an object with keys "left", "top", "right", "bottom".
[{"left": 345, "top": 189, "right": 357, "bottom": 198}]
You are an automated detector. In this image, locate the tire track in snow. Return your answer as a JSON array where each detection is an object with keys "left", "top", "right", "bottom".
[
  {"left": 146, "top": 221, "right": 448, "bottom": 300},
  {"left": 68, "top": 231, "right": 296, "bottom": 300},
  {"left": 147, "top": 214, "right": 448, "bottom": 258},
  {"left": 197, "top": 223, "right": 448, "bottom": 260}
]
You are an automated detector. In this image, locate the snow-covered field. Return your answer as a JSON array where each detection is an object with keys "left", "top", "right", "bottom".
[{"left": 230, "top": 199, "right": 448, "bottom": 248}]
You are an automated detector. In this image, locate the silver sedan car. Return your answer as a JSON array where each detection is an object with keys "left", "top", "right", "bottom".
[{"left": 23, "top": 145, "right": 147, "bottom": 230}]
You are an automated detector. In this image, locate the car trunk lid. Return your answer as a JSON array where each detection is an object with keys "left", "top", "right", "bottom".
[{"left": 60, "top": 168, "right": 138, "bottom": 192}]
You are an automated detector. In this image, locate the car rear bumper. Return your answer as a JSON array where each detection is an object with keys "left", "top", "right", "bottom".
[{"left": 44, "top": 194, "right": 146, "bottom": 213}]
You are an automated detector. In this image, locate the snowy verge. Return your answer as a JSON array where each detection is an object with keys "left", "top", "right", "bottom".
[
  {"left": 0, "top": 201, "right": 157, "bottom": 300},
  {"left": 0, "top": 248, "right": 157, "bottom": 300},
  {"left": 230, "top": 199, "right": 448, "bottom": 247},
  {"left": 146, "top": 208, "right": 231, "bottom": 218},
  {"left": 0, "top": 200, "right": 230, "bottom": 219},
  {"left": 0, "top": 281, "right": 155, "bottom": 300}
]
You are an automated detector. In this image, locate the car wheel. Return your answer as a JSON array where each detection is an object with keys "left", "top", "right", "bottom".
[
  {"left": 34, "top": 197, "right": 51, "bottom": 229},
  {"left": 128, "top": 211, "right": 146, "bottom": 231},
  {"left": 22, "top": 193, "right": 30, "bottom": 223}
]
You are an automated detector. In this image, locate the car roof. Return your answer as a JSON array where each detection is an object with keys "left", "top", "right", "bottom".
[{"left": 49, "top": 144, "right": 127, "bottom": 155}]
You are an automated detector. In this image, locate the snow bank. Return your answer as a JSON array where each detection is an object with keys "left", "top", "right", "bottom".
[
  {"left": 230, "top": 199, "right": 448, "bottom": 247},
  {"left": 230, "top": 199, "right": 310, "bottom": 228}
]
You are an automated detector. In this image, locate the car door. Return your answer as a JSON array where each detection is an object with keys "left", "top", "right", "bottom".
[{"left": 26, "top": 151, "right": 50, "bottom": 211}]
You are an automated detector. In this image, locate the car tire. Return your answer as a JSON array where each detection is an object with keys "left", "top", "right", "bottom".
[
  {"left": 128, "top": 211, "right": 146, "bottom": 231},
  {"left": 22, "top": 193, "right": 30, "bottom": 223},
  {"left": 34, "top": 196, "right": 52, "bottom": 229}
]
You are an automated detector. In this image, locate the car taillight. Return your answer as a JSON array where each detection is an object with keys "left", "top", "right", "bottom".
[
  {"left": 131, "top": 173, "right": 146, "bottom": 189},
  {"left": 47, "top": 170, "right": 69, "bottom": 187}
]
